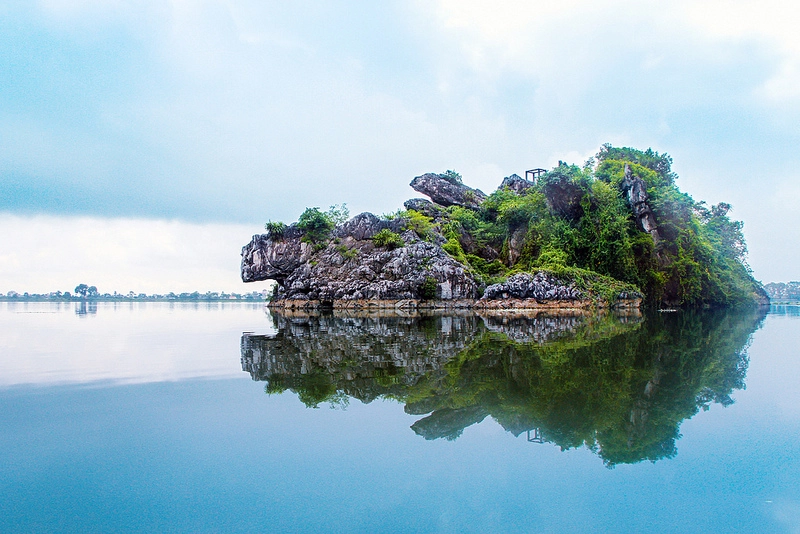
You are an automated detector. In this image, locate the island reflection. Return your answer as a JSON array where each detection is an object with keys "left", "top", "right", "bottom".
[{"left": 241, "top": 308, "right": 765, "bottom": 466}]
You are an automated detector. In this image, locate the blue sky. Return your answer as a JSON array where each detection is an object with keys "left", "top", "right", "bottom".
[{"left": 1, "top": 0, "right": 799, "bottom": 292}]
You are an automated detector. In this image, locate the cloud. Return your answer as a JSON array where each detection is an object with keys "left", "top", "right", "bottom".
[
  {"left": 1, "top": 0, "right": 798, "bottom": 281},
  {"left": 0, "top": 214, "right": 269, "bottom": 294},
  {"left": 682, "top": 0, "right": 800, "bottom": 102}
]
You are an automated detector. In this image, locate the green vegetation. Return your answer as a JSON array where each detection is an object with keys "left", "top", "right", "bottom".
[
  {"left": 264, "top": 220, "right": 287, "bottom": 238},
  {"left": 442, "top": 169, "right": 463, "bottom": 184},
  {"left": 400, "top": 209, "right": 435, "bottom": 240},
  {"left": 326, "top": 203, "right": 350, "bottom": 225},
  {"left": 290, "top": 204, "right": 350, "bottom": 244},
  {"left": 335, "top": 244, "right": 359, "bottom": 260},
  {"left": 422, "top": 145, "right": 763, "bottom": 307},
  {"left": 420, "top": 276, "right": 438, "bottom": 299},
  {"left": 371, "top": 229, "right": 404, "bottom": 250},
  {"left": 297, "top": 207, "right": 335, "bottom": 243},
  {"left": 74, "top": 284, "right": 98, "bottom": 298}
]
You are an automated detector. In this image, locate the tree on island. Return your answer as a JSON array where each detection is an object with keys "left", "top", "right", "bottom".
[{"left": 74, "top": 284, "right": 98, "bottom": 299}]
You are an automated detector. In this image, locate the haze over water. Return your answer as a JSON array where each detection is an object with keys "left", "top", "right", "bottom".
[{"left": 1, "top": 302, "right": 799, "bottom": 532}]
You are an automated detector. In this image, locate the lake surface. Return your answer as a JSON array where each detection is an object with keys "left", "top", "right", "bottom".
[{"left": 1, "top": 301, "right": 799, "bottom": 533}]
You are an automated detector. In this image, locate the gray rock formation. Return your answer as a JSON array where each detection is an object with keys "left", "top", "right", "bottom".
[
  {"left": 482, "top": 272, "right": 585, "bottom": 301},
  {"left": 481, "top": 313, "right": 592, "bottom": 343},
  {"left": 242, "top": 212, "right": 479, "bottom": 306},
  {"left": 403, "top": 198, "right": 446, "bottom": 220},
  {"left": 410, "top": 172, "right": 487, "bottom": 209},
  {"left": 332, "top": 212, "right": 393, "bottom": 241},
  {"left": 539, "top": 172, "right": 586, "bottom": 221},
  {"left": 507, "top": 227, "right": 528, "bottom": 265},
  {"left": 500, "top": 173, "right": 534, "bottom": 195},
  {"left": 241, "top": 226, "right": 311, "bottom": 284},
  {"left": 411, "top": 405, "right": 490, "bottom": 441},
  {"left": 621, "top": 163, "right": 660, "bottom": 243}
]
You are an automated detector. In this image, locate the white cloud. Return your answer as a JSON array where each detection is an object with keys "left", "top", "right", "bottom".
[
  {"left": 2, "top": 0, "right": 798, "bottom": 284},
  {"left": 681, "top": 0, "right": 800, "bottom": 103},
  {"left": 0, "top": 214, "right": 268, "bottom": 294}
]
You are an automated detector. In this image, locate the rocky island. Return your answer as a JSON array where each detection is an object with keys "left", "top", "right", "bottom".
[{"left": 242, "top": 145, "right": 768, "bottom": 310}]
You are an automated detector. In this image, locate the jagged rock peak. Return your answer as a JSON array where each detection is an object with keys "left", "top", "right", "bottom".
[
  {"left": 410, "top": 172, "right": 487, "bottom": 209},
  {"left": 332, "top": 212, "right": 393, "bottom": 241},
  {"left": 241, "top": 230, "right": 311, "bottom": 284},
  {"left": 621, "top": 163, "right": 660, "bottom": 242},
  {"left": 500, "top": 174, "right": 534, "bottom": 195}
]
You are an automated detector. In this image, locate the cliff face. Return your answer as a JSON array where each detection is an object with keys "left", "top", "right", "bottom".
[{"left": 242, "top": 212, "right": 479, "bottom": 305}]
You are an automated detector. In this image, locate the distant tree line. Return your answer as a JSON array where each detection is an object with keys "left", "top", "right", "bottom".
[
  {"left": 1, "top": 286, "right": 268, "bottom": 302},
  {"left": 763, "top": 282, "right": 800, "bottom": 302}
]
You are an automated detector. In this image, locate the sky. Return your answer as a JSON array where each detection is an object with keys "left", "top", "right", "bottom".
[{"left": 1, "top": 0, "right": 799, "bottom": 293}]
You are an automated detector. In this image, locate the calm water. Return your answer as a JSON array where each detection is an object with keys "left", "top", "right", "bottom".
[{"left": 1, "top": 301, "right": 799, "bottom": 533}]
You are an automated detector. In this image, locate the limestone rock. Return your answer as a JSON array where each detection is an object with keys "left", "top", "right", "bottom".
[
  {"left": 482, "top": 272, "right": 585, "bottom": 301},
  {"left": 500, "top": 174, "right": 534, "bottom": 195},
  {"left": 241, "top": 226, "right": 311, "bottom": 284},
  {"left": 241, "top": 214, "right": 479, "bottom": 306},
  {"left": 621, "top": 163, "right": 660, "bottom": 242},
  {"left": 332, "top": 212, "right": 399, "bottom": 241},
  {"left": 403, "top": 198, "right": 446, "bottom": 220},
  {"left": 539, "top": 173, "right": 585, "bottom": 221},
  {"left": 507, "top": 227, "right": 527, "bottom": 265},
  {"left": 410, "top": 172, "right": 487, "bottom": 209},
  {"left": 411, "top": 405, "right": 490, "bottom": 440}
]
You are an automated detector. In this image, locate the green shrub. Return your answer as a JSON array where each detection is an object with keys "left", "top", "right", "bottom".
[
  {"left": 264, "top": 220, "right": 287, "bottom": 239},
  {"left": 595, "top": 143, "right": 676, "bottom": 184},
  {"left": 442, "top": 169, "right": 462, "bottom": 184},
  {"left": 420, "top": 276, "right": 438, "bottom": 300},
  {"left": 534, "top": 246, "right": 568, "bottom": 267},
  {"left": 335, "top": 244, "right": 359, "bottom": 260},
  {"left": 297, "top": 207, "right": 335, "bottom": 243},
  {"left": 402, "top": 210, "right": 435, "bottom": 240},
  {"left": 326, "top": 203, "right": 350, "bottom": 225},
  {"left": 372, "top": 229, "right": 404, "bottom": 250}
]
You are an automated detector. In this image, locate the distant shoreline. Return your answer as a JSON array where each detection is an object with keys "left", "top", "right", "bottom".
[{"left": 0, "top": 294, "right": 266, "bottom": 303}]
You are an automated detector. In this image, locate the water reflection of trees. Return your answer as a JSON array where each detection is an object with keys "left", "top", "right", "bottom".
[
  {"left": 241, "top": 308, "right": 765, "bottom": 466},
  {"left": 74, "top": 301, "right": 98, "bottom": 316}
]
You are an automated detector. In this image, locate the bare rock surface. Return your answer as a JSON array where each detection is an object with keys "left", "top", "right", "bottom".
[
  {"left": 482, "top": 272, "right": 585, "bottom": 301},
  {"left": 242, "top": 214, "right": 478, "bottom": 305},
  {"left": 410, "top": 172, "right": 487, "bottom": 209},
  {"left": 500, "top": 174, "right": 534, "bottom": 195},
  {"left": 241, "top": 226, "right": 310, "bottom": 283},
  {"left": 621, "top": 163, "right": 660, "bottom": 242},
  {"left": 403, "top": 198, "right": 446, "bottom": 220}
]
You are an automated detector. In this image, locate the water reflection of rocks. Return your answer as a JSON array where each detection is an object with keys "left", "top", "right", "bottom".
[{"left": 241, "top": 308, "right": 765, "bottom": 466}]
